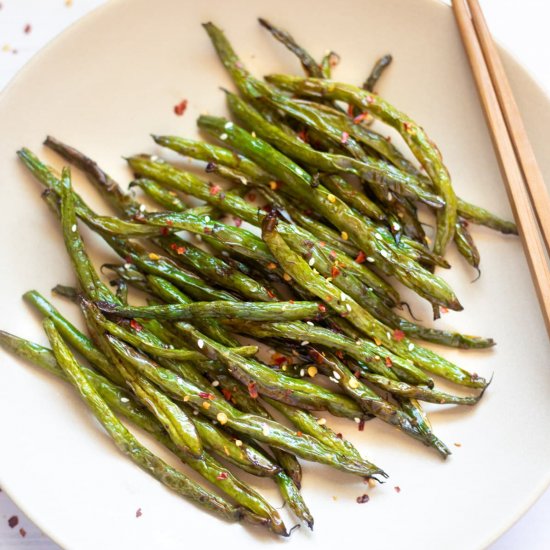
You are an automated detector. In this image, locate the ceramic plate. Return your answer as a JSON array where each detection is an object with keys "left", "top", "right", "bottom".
[{"left": 0, "top": 0, "right": 549, "bottom": 548}]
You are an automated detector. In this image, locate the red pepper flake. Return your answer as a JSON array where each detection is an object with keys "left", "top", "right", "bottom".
[
  {"left": 336, "top": 432, "right": 343, "bottom": 439},
  {"left": 335, "top": 350, "right": 344, "bottom": 360},
  {"left": 247, "top": 382, "right": 258, "bottom": 399},
  {"left": 385, "top": 356, "right": 393, "bottom": 367},
  {"left": 358, "top": 419, "right": 365, "bottom": 431},
  {"left": 347, "top": 103, "right": 354, "bottom": 116},
  {"left": 297, "top": 129, "right": 309, "bottom": 143},
  {"left": 130, "top": 319, "right": 143, "bottom": 332},
  {"left": 135, "top": 508, "right": 143, "bottom": 518},
  {"left": 356, "top": 494, "right": 370, "bottom": 504},
  {"left": 318, "top": 304, "right": 327, "bottom": 313},
  {"left": 440, "top": 306, "right": 449, "bottom": 314},
  {"left": 272, "top": 354, "right": 288, "bottom": 366},
  {"left": 340, "top": 131, "right": 349, "bottom": 144},
  {"left": 221, "top": 388, "right": 232, "bottom": 401},
  {"left": 246, "top": 192, "right": 256, "bottom": 202},
  {"left": 355, "top": 250, "right": 367, "bottom": 264},
  {"left": 160, "top": 227, "right": 170, "bottom": 236},
  {"left": 331, "top": 265, "right": 341, "bottom": 279},
  {"left": 394, "top": 486, "right": 401, "bottom": 493},
  {"left": 170, "top": 243, "right": 178, "bottom": 251},
  {"left": 296, "top": 431, "right": 303, "bottom": 437},
  {"left": 393, "top": 329, "right": 405, "bottom": 342},
  {"left": 354, "top": 370, "right": 361, "bottom": 378},
  {"left": 329, "top": 250, "right": 337, "bottom": 259},
  {"left": 199, "top": 392, "right": 214, "bottom": 400},
  {"left": 19, "top": 528, "right": 27, "bottom": 538},
  {"left": 124, "top": 255, "right": 133, "bottom": 264},
  {"left": 166, "top": 219, "right": 174, "bottom": 226},
  {"left": 8, "top": 516, "right": 19, "bottom": 528},
  {"left": 366, "top": 95, "right": 374, "bottom": 104},
  {"left": 267, "top": 262, "right": 277, "bottom": 270},
  {"left": 175, "top": 246, "right": 186, "bottom": 255},
  {"left": 23, "top": 24, "right": 32, "bottom": 34},
  {"left": 216, "top": 471, "right": 229, "bottom": 480},
  {"left": 266, "top": 289, "right": 276, "bottom": 299},
  {"left": 353, "top": 112, "right": 369, "bottom": 124},
  {"left": 318, "top": 241, "right": 326, "bottom": 247},
  {"left": 403, "top": 121, "right": 413, "bottom": 132},
  {"left": 209, "top": 184, "right": 221, "bottom": 196},
  {"left": 173, "top": 99, "right": 188, "bottom": 116},
  {"left": 385, "top": 136, "right": 392, "bottom": 143}
]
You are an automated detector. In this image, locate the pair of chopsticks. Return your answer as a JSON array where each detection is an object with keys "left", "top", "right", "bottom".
[{"left": 452, "top": 0, "right": 550, "bottom": 336}]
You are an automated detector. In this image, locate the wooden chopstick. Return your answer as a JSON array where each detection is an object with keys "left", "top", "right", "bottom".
[
  {"left": 452, "top": 0, "right": 550, "bottom": 335},
  {"left": 466, "top": 0, "right": 550, "bottom": 254}
]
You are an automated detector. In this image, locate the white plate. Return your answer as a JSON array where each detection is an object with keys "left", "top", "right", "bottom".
[{"left": 1, "top": 0, "right": 549, "bottom": 548}]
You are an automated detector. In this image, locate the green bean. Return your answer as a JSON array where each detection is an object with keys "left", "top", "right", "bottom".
[
  {"left": 107, "top": 334, "right": 385, "bottom": 478},
  {"left": 262, "top": 213, "right": 485, "bottom": 388},
  {"left": 42, "top": 319, "right": 252, "bottom": 524},
  {"left": 97, "top": 299, "right": 323, "bottom": 322},
  {"left": 257, "top": 18, "right": 323, "bottom": 78},
  {"left": 363, "top": 54, "right": 393, "bottom": 92},
  {"left": 265, "top": 74, "right": 458, "bottom": 254},
  {"left": 129, "top": 178, "right": 189, "bottom": 211}
]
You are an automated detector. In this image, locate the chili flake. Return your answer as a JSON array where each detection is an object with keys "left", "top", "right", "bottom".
[
  {"left": 327, "top": 194, "right": 336, "bottom": 203},
  {"left": 296, "top": 431, "right": 303, "bottom": 437},
  {"left": 233, "top": 217, "right": 243, "bottom": 227},
  {"left": 8, "top": 516, "right": 18, "bottom": 528},
  {"left": 23, "top": 24, "right": 32, "bottom": 34},
  {"left": 385, "top": 356, "right": 393, "bottom": 367},
  {"left": 247, "top": 382, "right": 259, "bottom": 399},
  {"left": 341, "top": 231, "right": 349, "bottom": 240},
  {"left": 283, "top": 273, "right": 292, "bottom": 282},
  {"left": 19, "top": 528, "right": 26, "bottom": 538},
  {"left": 394, "top": 486, "right": 401, "bottom": 493},
  {"left": 393, "top": 329, "right": 405, "bottom": 342},
  {"left": 331, "top": 265, "right": 341, "bottom": 278},
  {"left": 317, "top": 304, "right": 327, "bottom": 313},
  {"left": 216, "top": 472, "right": 228, "bottom": 481},
  {"left": 373, "top": 337, "right": 382, "bottom": 346},
  {"left": 202, "top": 401, "right": 211, "bottom": 410},
  {"left": 347, "top": 104, "right": 354, "bottom": 116},
  {"left": 246, "top": 192, "right": 256, "bottom": 202},
  {"left": 209, "top": 184, "right": 221, "bottom": 196},
  {"left": 136, "top": 508, "right": 142, "bottom": 518},
  {"left": 174, "top": 99, "right": 188, "bottom": 116},
  {"left": 297, "top": 129, "right": 308, "bottom": 143},
  {"left": 340, "top": 131, "right": 349, "bottom": 144},
  {"left": 267, "top": 262, "right": 277, "bottom": 270},
  {"left": 358, "top": 418, "right": 365, "bottom": 431},
  {"left": 221, "top": 388, "right": 232, "bottom": 401},
  {"left": 355, "top": 250, "right": 367, "bottom": 263},
  {"left": 454, "top": 442, "right": 462, "bottom": 448},
  {"left": 403, "top": 121, "right": 413, "bottom": 133},
  {"left": 199, "top": 391, "right": 213, "bottom": 399},
  {"left": 356, "top": 494, "right": 370, "bottom": 504},
  {"left": 441, "top": 306, "right": 449, "bottom": 314},
  {"left": 129, "top": 319, "right": 143, "bottom": 332},
  {"left": 269, "top": 181, "right": 278, "bottom": 190},
  {"left": 353, "top": 112, "right": 369, "bottom": 124}
]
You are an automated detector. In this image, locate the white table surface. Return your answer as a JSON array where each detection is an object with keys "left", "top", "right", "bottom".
[{"left": 0, "top": 1, "right": 548, "bottom": 548}]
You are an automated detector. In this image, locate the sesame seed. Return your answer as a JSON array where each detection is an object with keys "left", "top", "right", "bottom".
[
  {"left": 301, "top": 341, "right": 309, "bottom": 346},
  {"left": 124, "top": 263, "right": 132, "bottom": 270},
  {"left": 408, "top": 343, "right": 415, "bottom": 351},
  {"left": 333, "top": 371, "right": 341, "bottom": 380},
  {"left": 354, "top": 417, "right": 361, "bottom": 423},
  {"left": 197, "top": 339, "right": 204, "bottom": 349},
  {"left": 220, "top": 133, "right": 228, "bottom": 140},
  {"left": 346, "top": 304, "right": 352, "bottom": 312},
  {"left": 300, "top": 369, "right": 305, "bottom": 377},
  {"left": 327, "top": 194, "right": 336, "bottom": 203},
  {"left": 139, "top": 204, "right": 146, "bottom": 212},
  {"left": 202, "top": 402, "right": 210, "bottom": 409},
  {"left": 262, "top": 423, "right": 270, "bottom": 436},
  {"left": 204, "top": 216, "right": 210, "bottom": 222},
  {"left": 341, "top": 231, "right": 349, "bottom": 240},
  {"left": 308, "top": 257, "right": 315, "bottom": 266},
  {"left": 341, "top": 293, "right": 347, "bottom": 301},
  {"left": 374, "top": 233, "right": 382, "bottom": 240},
  {"left": 120, "top": 397, "right": 130, "bottom": 403},
  {"left": 150, "top": 155, "right": 159, "bottom": 162},
  {"left": 235, "top": 440, "right": 243, "bottom": 447},
  {"left": 71, "top": 224, "right": 77, "bottom": 232},
  {"left": 329, "top": 377, "right": 338, "bottom": 383},
  {"left": 183, "top": 396, "right": 190, "bottom": 402},
  {"left": 367, "top": 256, "right": 375, "bottom": 263},
  {"left": 317, "top": 418, "right": 327, "bottom": 425},
  {"left": 217, "top": 412, "right": 228, "bottom": 425},
  {"left": 349, "top": 378, "right": 360, "bottom": 389},
  {"left": 387, "top": 192, "right": 393, "bottom": 201},
  {"left": 212, "top": 380, "right": 220, "bottom": 387},
  {"left": 224, "top": 121, "right": 234, "bottom": 129}
]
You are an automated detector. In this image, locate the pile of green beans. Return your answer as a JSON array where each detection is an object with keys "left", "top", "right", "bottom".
[{"left": 1, "top": 18, "right": 515, "bottom": 537}]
